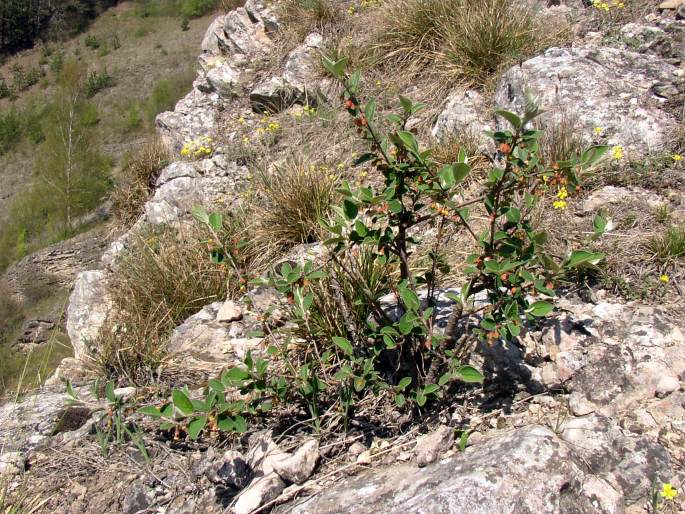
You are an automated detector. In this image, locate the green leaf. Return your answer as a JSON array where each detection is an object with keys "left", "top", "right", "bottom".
[
  {"left": 453, "top": 365, "right": 484, "bottom": 383},
  {"left": 423, "top": 384, "right": 439, "bottom": 396},
  {"left": 172, "top": 389, "right": 194, "bottom": 416},
  {"left": 365, "top": 99, "right": 376, "bottom": 123},
  {"left": 399, "top": 285, "right": 420, "bottom": 312},
  {"left": 494, "top": 109, "right": 522, "bottom": 129},
  {"left": 190, "top": 205, "right": 209, "bottom": 225},
  {"left": 526, "top": 301, "right": 554, "bottom": 317},
  {"left": 333, "top": 336, "right": 353, "bottom": 356},
  {"left": 138, "top": 406, "right": 163, "bottom": 418},
  {"left": 458, "top": 430, "right": 469, "bottom": 452},
  {"left": 105, "top": 381, "right": 116, "bottom": 404},
  {"left": 506, "top": 207, "right": 521, "bottom": 224},
  {"left": 397, "top": 131, "right": 419, "bottom": 153},
  {"left": 221, "top": 367, "right": 250, "bottom": 384},
  {"left": 66, "top": 380, "right": 77, "bottom": 401},
  {"left": 438, "top": 165, "right": 456, "bottom": 189},
  {"left": 593, "top": 214, "right": 607, "bottom": 234},
  {"left": 233, "top": 415, "right": 247, "bottom": 433},
  {"left": 452, "top": 162, "right": 471, "bottom": 183},
  {"left": 394, "top": 393, "right": 406, "bottom": 407},
  {"left": 343, "top": 199, "right": 358, "bottom": 220},
  {"left": 565, "top": 250, "right": 605, "bottom": 268},
  {"left": 438, "top": 372, "right": 452, "bottom": 386},
  {"left": 388, "top": 198, "right": 403, "bottom": 213},
  {"left": 399, "top": 95, "right": 413, "bottom": 114},
  {"left": 397, "top": 377, "right": 412, "bottom": 391},
  {"left": 187, "top": 416, "right": 207, "bottom": 440},
  {"left": 208, "top": 212, "right": 223, "bottom": 232},
  {"left": 580, "top": 145, "right": 609, "bottom": 169},
  {"left": 322, "top": 56, "right": 347, "bottom": 78},
  {"left": 208, "top": 379, "right": 225, "bottom": 393}
]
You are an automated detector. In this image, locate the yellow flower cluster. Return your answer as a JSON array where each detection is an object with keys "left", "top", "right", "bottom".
[
  {"left": 180, "top": 136, "right": 214, "bottom": 159},
  {"left": 673, "top": 154, "right": 683, "bottom": 162},
  {"left": 660, "top": 274, "right": 670, "bottom": 283},
  {"left": 612, "top": 146, "right": 623, "bottom": 160},
  {"left": 292, "top": 105, "right": 316, "bottom": 120},
  {"left": 593, "top": 126, "right": 603, "bottom": 136},
  {"left": 593, "top": 0, "right": 624, "bottom": 11},
  {"left": 255, "top": 113, "right": 280, "bottom": 136},
  {"left": 553, "top": 186, "right": 568, "bottom": 209},
  {"left": 660, "top": 483, "right": 678, "bottom": 501}
]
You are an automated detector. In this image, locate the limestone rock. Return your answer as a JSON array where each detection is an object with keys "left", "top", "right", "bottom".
[
  {"left": 156, "top": 86, "right": 220, "bottom": 151},
  {"left": 272, "top": 439, "right": 319, "bottom": 484},
  {"left": 495, "top": 46, "right": 680, "bottom": 154},
  {"left": 0, "top": 452, "right": 25, "bottom": 477},
  {"left": 217, "top": 299, "right": 243, "bottom": 322},
  {"left": 166, "top": 301, "right": 263, "bottom": 377},
  {"left": 250, "top": 32, "right": 324, "bottom": 113},
  {"left": 415, "top": 425, "right": 454, "bottom": 467},
  {"left": 144, "top": 159, "right": 248, "bottom": 225},
  {"left": 234, "top": 473, "right": 286, "bottom": 514},
  {"left": 284, "top": 426, "right": 623, "bottom": 514},
  {"left": 67, "top": 270, "right": 112, "bottom": 360},
  {"left": 194, "top": 448, "right": 250, "bottom": 488},
  {"left": 431, "top": 90, "right": 492, "bottom": 147},
  {"left": 580, "top": 185, "right": 667, "bottom": 214}
]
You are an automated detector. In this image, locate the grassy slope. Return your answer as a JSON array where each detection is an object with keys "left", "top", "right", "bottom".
[
  {"left": 0, "top": 1, "right": 214, "bottom": 218},
  {"left": 0, "top": 2, "right": 217, "bottom": 397}
]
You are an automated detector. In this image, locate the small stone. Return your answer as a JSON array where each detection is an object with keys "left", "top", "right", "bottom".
[
  {"left": 655, "top": 375, "right": 680, "bottom": 398},
  {"left": 233, "top": 473, "right": 286, "bottom": 514},
  {"left": 272, "top": 440, "right": 319, "bottom": 484},
  {"left": 217, "top": 300, "right": 243, "bottom": 322},
  {"left": 348, "top": 442, "right": 366, "bottom": 457},
  {"left": 416, "top": 425, "right": 455, "bottom": 467},
  {"left": 0, "top": 452, "right": 24, "bottom": 477},
  {"left": 356, "top": 450, "right": 372, "bottom": 465},
  {"left": 568, "top": 393, "right": 595, "bottom": 417},
  {"left": 122, "top": 484, "right": 152, "bottom": 514},
  {"left": 113, "top": 387, "right": 137, "bottom": 402}
]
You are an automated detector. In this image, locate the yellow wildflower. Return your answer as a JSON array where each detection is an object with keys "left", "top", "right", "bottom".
[
  {"left": 242, "top": 136, "right": 250, "bottom": 144},
  {"left": 238, "top": 116, "right": 246, "bottom": 125},
  {"left": 660, "top": 483, "right": 678, "bottom": 501},
  {"left": 553, "top": 200, "right": 568, "bottom": 210},
  {"left": 556, "top": 187, "right": 568, "bottom": 200},
  {"left": 612, "top": 146, "right": 623, "bottom": 160},
  {"left": 660, "top": 274, "right": 670, "bottom": 283},
  {"left": 593, "top": 127, "right": 603, "bottom": 135},
  {"left": 673, "top": 154, "right": 682, "bottom": 162}
]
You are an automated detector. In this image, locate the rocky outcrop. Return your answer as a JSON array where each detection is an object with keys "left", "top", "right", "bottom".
[
  {"left": 66, "top": 270, "right": 112, "bottom": 360},
  {"left": 495, "top": 45, "right": 682, "bottom": 154},
  {"left": 431, "top": 89, "right": 492, "bottom": 146},
  {"left": 250, "top": 32, "right": 325, "bottom": 113},
  {"left": 284, "top": 426, "right": 625, "bottom": 514}
]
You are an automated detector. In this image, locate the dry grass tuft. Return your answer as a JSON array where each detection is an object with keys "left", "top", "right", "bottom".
[
  {"left": 278, "top": 0, "right": 343, "bottom": 41},
  {"left": 111, "top": 139, "right": 172, "bottom": 227},
  {"left": 535, "top": 111, "right": 585, "bottom": 166},
  {"left": 648, "top": 224, "right": 685, "bottom": 265},
  {"left": 97, "top": 223, "right": 236, "bottom": 382},
  {"left": 249, "top": 156, "right": 338, "bottom": 251},
  {"left": 368, "top": 0, "right": 568, "bottom": 89}
]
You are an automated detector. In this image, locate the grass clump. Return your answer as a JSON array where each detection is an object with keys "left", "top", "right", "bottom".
[
  {"left": 370, "top": 0, "right": 566, "bottom": 87},
  {"left": 84, "top": 68, "right": 114, "bottom": 97},
  {"left": 111, "top": 139, "right": 172, "bottom": 227},
  {"left": 648, "top": 225, "right": 685, "bottom": 264},
  {"left": 279, "top": 0, "right": 341, "bottom": 39},
  {"left": 250, "top": 157, "right": 337, "bottom": 250},
  {"left": 97, "top": 222, "right": 242, "bottom": 382}
]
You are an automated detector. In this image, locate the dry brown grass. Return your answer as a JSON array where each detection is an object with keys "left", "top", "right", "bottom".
[
  {"left": 97, "top": 223, "right": 235, "bottom": 382},
  {"left": 249, "top": 156, "right": 338, "bottom": 251},
  {"left": 111, "top": 138, "right": 171, "bottom": 227},
  {"left": 277, "top": 0, "right": 343, "bottom": 42},
  {"left": 366, "top": 0, "right": 569, "bottom": 90}
]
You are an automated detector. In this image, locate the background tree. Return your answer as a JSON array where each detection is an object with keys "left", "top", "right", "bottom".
[{"left": 34, "top": 59, "right": 111, "bottom": 235}]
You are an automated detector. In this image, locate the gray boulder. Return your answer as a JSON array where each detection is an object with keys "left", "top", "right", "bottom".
[
  {"left": 494, "top": 46, "right": 681, "bottom": 155},
  {"left": 250, "top": 33, "right": 325, "bottom": 113},
  {"left": 66, "top": 270, "right": 112, "bottom": 360},
  {"left": 285, "top": 426, "right": 623, "bottom": 514},
  {"left": 431, "top": 89, "right": 493, "bottom": 148}
]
